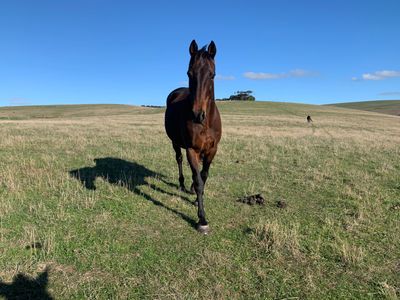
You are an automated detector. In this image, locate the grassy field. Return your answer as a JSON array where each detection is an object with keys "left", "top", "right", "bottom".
[
  {"left": 0, "top": 101, "right": 399, "bottom": 299},
  {"left": 327, "top": 100, "right": 400, "bottom": 116}
]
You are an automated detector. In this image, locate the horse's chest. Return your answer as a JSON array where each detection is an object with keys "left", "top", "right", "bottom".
[
  {"left": 204, "top": 135, "right": 216, "bottom": 149},
  {"left": 193, "top": 130, "right": 215, "bottom": 150}
]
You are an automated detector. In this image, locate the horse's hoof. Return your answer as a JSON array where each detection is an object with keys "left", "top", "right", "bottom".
[{"left": 197, "top": 224, "right": 210, "bottom": 235}]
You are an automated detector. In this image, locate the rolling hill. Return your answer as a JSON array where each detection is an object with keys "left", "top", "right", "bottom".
[{"left": 327, "top": 100, "right": 400, "bottom": 116}]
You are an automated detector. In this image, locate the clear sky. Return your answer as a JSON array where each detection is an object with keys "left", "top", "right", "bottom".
[{"left": 1, "top": 0, "right": 399, "bottom": 106}]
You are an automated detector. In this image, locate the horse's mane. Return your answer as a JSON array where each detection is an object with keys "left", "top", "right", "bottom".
[{"left": 198, "top": 45, "right": 211, "bottom": 58}]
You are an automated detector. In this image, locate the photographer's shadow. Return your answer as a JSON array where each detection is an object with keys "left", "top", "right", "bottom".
[
  {"left": 69, "top": 157, "right": 196, "bottom": 228},
  {"left": 0, "top": 267, "right": 53, "bottom": 300}
]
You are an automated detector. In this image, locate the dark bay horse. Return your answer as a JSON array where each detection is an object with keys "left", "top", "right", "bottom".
[{"left": 165, "top": 40, "right": 222, "bottom": 234}]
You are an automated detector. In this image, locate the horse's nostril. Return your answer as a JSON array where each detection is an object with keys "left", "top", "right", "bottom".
[
  {"left": 193, "top": 110, "right": 205, "bottom": 123},
  {"left": 200, "top": 111, "right": 206, "bottom": 121}
]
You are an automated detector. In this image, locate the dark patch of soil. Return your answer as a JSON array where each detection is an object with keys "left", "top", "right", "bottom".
[
  {"left": 276, "top": 200, "right": 287, "bottom": 209},
  {"left": 25, "top": 242, "right": 43, "bottom": 250}
]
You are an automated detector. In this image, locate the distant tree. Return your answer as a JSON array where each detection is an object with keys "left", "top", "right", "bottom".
[
  {"left": 216, "top": 90, "right": 256, "bottom": 101},
  {"left": 229, "top": 91, "right": 255, "bottom": 101}
]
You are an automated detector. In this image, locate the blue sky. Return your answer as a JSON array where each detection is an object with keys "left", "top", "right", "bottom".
[{"left": 1, "top": 0, "right": 400, "bottom": 106}]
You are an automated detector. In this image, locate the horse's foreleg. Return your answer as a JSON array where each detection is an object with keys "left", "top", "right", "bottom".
[
  {"left": 173, "top": 144, "right": 186, "bottom": 192},
  {"left": 186, "top": 148, "right": 209, "bottom": 234},
  {"left": 189, "top": 147, "right": 218, "bottom": 195},
  {"left": 201, "top": 147, "right": 218, "bottom": 186}
]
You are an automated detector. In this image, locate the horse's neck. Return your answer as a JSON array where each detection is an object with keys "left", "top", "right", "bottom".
[
  {"left": 206, "top": 86, "right": 215, "bottom": 113},
  {"left": 206, "top": 98, "right": 219, "bottom": 129}
]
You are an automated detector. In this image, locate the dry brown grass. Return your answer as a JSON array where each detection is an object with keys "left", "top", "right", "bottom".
[{"left": 251, "top": 221, "right": 301, "bottom": 259}]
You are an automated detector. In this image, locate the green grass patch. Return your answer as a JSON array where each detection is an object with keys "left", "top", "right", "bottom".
[{"left": 0, "top": 102, "right": 399, "bottom": 299}]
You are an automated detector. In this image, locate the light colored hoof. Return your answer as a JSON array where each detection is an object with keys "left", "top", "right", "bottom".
[{"left": 197, "top": 224, "right": 210, "bottom": 235}]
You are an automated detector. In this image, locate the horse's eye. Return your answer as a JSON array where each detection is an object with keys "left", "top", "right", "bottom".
[
  {"left": 187, "top": 71, "right": 193, "bottom": 77},
  {"left": 211, "top": 73, "right": 215, "bottom": 79}
]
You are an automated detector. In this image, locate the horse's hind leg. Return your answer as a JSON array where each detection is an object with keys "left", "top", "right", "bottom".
[{"left": 173, "top": 144, "right": 186, "bottom": 192}]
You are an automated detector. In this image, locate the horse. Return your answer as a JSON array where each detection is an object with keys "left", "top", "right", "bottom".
[{"left": 165, "top": 40, "right": 222, "bottom": 234}]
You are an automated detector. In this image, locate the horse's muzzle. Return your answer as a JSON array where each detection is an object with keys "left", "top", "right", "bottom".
[{"left": 193, "top": 110, "right": 206, "bottom": 124}]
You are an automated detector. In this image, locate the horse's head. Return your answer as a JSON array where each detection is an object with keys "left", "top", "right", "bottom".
[{"left": 187, "top": 40, "right": 216, "bottom": 124}]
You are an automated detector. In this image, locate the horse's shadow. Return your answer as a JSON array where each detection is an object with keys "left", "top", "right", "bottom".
[
  {"left": 0, "top": 268, "right": 53, "bottom": 300},
  {"left": 69, "top": 157, "right": 197, "bottom": 228}
]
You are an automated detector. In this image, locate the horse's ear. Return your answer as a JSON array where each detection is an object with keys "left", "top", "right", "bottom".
[
  {"left": 189, "top": 40, "right": 198, "bottom": 56},
  {"left": 208, "top": 41, "right": 216, "bottom": 59}
]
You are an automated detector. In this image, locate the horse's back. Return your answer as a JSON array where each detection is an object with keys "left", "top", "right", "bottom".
[
  {"left": 166, "top": 88, "right": 190, "bottom": 106},
  {"left": 165, "top": 88, "right": 190, "bottom": 146}
]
